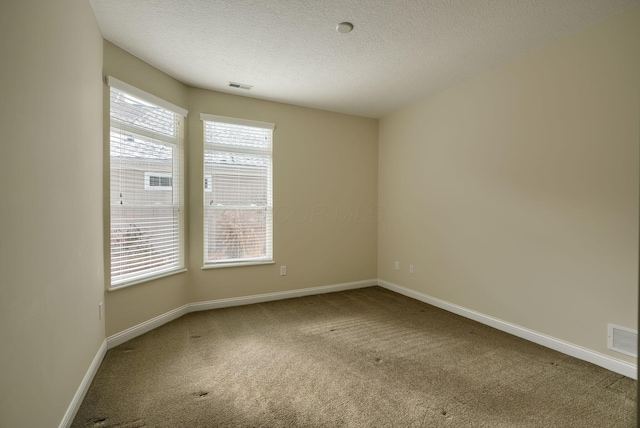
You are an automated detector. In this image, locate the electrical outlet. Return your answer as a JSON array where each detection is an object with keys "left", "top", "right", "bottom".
[
  {"left": 394, "top": 261, "right": 399, "bottom": 271},
  {"left": 280, "top": 265, "right": 287, "bottom": 276},
  {"left": 99, "top": 302, "right": 103, "bottom": 320},
  {"left": 409, "top": 264, "right": 414, "bottom": 274}
]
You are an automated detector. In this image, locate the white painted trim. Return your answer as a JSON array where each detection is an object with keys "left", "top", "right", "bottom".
[
  {"left": 378, "top": 279, "right": 637, "bottom": 380},
  {"left": 103, "top": 277, "right": 635, "bottom": 378},
  {"left": 189, "top": 279, "right": 378, "bottom": 312},
  {"left": 106, "top": 279, "right": 377, "bottom": 348},
  {"left": 69, "top": 278, "right": 636, "bottom": 428},
  {"left": 200, "top": 113, "right": 275, "bottom": 130},
  {"left": 201, "top": 260, "right": 275, "bottom": 270},
  {"left": 107, "top": 76, "right": 189, "bottom": 117},
  {"left": 58, "top": 340, "right": 107, "bottom": 428},
  {"left": 106, "top": 304, "right": 189, "bottom": 349}
]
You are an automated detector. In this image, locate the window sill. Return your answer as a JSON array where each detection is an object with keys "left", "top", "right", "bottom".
[
  {"left": 201, "top": 260, "right": 275, "bottom": 270},
  {"left": 108, "top": 268, "right": 187, "bottom": 291}
]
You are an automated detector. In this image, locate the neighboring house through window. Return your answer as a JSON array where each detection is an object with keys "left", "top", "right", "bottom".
[
  {"left": 108, "top": 77, "right": 187, "bottom": 288},
  {"left": 201, "top": 114, "right": 274, "bottom": 267}
]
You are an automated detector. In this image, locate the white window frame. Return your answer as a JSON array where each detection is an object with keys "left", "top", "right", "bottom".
[
  {"left": 108, "top": 77, "right": 188, "bottom": 289},
  {"left": 201, "top": 113, "right": 274, "bottom": 268}
]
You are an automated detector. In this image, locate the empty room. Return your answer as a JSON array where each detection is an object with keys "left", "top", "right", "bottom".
[{"left": 1, "top": 0, "right": 638, "bottom": 427}]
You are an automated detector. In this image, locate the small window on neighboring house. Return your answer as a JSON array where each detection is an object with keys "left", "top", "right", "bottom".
[
  {"left": 204, "top": 174, "right": 212, "bottom": 192},
  {"left": 108, "top": 77, "right": 188, "bottom": 288},
  {"left": 144, "top": 172, "right": 173, "bottom": 190}
]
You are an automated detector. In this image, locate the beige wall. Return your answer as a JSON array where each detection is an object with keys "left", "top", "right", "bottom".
[
  {"left": 1, "top": 3, "right": 634, "bottom": 425},
  {"left": 103, "top": 41, "right": 190, "bottom": 337},
  {"left": 187, "top": 89, "right": 378, "bottom": 302},
  {"left": 378, "top": 8, "right": 639, "bottom": 363},
  {"left": 0, "top": 1, "right": 105, "bottom": 427},
  {"left": 103, "top": 43, "right": 378, "bottom": 334}
]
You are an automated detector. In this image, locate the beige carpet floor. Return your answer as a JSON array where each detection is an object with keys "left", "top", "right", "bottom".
[{"left": 72, "top": 286, "right": 636, "bottom": 427}]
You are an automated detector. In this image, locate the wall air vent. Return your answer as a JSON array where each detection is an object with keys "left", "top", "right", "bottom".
[
  {"left": 228, "top": 82, "right": 252, "bottom": 90},
  {"left": 607, "top": 324, "right": 637, "bottom": 358}
]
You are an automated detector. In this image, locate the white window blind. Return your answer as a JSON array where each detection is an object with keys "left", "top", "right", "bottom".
[
  {"left": 109, "top": 79, "right": 186, "bottom": 287},
  {"left": 202, "top": 114, "right": 274, "bottom": 266}
]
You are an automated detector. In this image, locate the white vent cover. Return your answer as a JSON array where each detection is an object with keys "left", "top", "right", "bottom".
[{"left": 607, "top": 324, "right": 637, "bottom": 358}]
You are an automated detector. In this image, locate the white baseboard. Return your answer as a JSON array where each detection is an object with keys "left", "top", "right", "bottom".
[
  {"left": 107, "top": 304, "right": 189, "bottom": 349},
  {"left": 189, "top": 279, "right": 377, "bottom": 312},
  {"left": 105, "top": 278, "right": 637, "bottom": 379},
  {"left": 66, "top": 277, "right": 635, "bottom": 428},
  {"left": 59, "top": 340, "right": 107, "bottom": 428},
  {"left": 378, "top": 279, "right": 637, "bottom": 380},
  {"left": 107, "top": 279, "right": 377, "bottom": 348}
]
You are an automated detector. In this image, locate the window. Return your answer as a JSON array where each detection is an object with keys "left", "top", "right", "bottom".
[
  {"left": 109, "top": 77, "right": 187, "bottom": 288},
  {"left": 144, "top": 172, "right": 173, "bottom": 190},
  {"left": 201, "top": 114, "right": 274, "bottom": 267}
]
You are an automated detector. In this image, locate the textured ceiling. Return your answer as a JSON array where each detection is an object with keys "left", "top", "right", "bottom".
[{"left": 90, "top": 0, "right": 639, "bottom": 118}]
